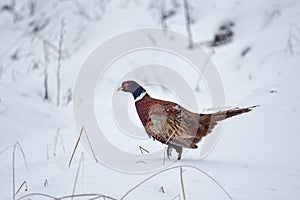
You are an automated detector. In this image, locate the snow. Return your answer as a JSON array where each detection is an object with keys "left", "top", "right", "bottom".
[{"left": 1, "top": 0, "right": 300, "bottom": 199}]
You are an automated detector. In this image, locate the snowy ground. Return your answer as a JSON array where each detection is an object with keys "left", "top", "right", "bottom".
[{"left": 1, "top": 0, "right": 300, "bottom": 199}]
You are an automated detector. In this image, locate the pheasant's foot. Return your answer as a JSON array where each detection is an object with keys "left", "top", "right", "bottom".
[
  {"left": 166, "top": 145, "right": 173, "bottom": 159},
  {"left": 175, "top": 146, "right": 182, "bottom": 160}
]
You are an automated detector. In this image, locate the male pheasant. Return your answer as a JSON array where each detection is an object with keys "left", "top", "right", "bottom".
[{"left": 118, "top": 80, "right": 257, "bottom": 160}]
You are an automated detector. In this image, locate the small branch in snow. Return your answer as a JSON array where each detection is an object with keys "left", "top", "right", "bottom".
[
  {"left": 56, "top": 18, "right": 65, "bottom": 107},
  {"left": 183, "top": 0, "right": 194, "bottom": 48},
  {"left": 43, "top": 41, "right": 49, "bottom": 101},
  {"left": 60, "top": 0, "right": 93, "bottom": 21},
  {"left": 0, "top": 25, "right": 64, "bottom": 55},
  {"left": 159, "top": 0, "right": 167, "bottom": 29}
]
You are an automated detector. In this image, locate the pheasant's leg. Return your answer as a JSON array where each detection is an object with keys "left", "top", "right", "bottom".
[
  {"left": 175, "top": 146, "right": 183, "bottom": 160},
  {"left": 166, "top": 145, "right": 173, "bottom": 158}
]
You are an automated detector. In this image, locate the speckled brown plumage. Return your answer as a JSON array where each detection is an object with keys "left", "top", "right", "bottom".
[{"left": 118, "top": 80, "right": 257, "bottom": 160}]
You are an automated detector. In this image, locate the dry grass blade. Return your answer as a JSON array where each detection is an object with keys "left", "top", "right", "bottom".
[
  {"left": 0, "top": 144, "right": 14, "bottom": 155},
  {"left": 68, "top": 126, "right": 84, "bottom": 168},
  {"left": 138, "top": 146, "right": 150, "bottom": 154},
  {"left": 159, "top": 186, "right": 165, "bottom": 194},
  {"left": 171, "top": 194, "right": 180, "bottom": 200},
  {"left": 15, "top": 181, "right": 28, "bottom": 195},
  {"left": 83, "top": 127, "right": 99, "bottom": 163},
  {"left": 17, "top": 192, "right": 56, "bottom": 199},
  {"left": 71, "top": 152, "right": 84, "bottom": 200},
  {"left": 14, "top": 142, "right": 29, "bottom": 169},
  {"left": 84, "top": 194, "right": 117, "bottom": 200},
  {"left": 180, "top": 167, "right": 186, "bottom": 200},
  {"left": 60, "top": 193, "right": 116, "bottom": 200},
  {"left": 44, "top": 179, "right": 48, "bottom": 187},
  {"left": 17, "top": 193, "right": 117, "bottom": 200},
  {"left": 46, "top": 144, "right": 50, "bottom": 160},
  {"left": 120, "top": 165, "right": 233, "bottom": 200},
  {"left": 136, "top": 160, "right": 146, "bottom": 164},
  {"left": 69, "top": 126, "right": 98, "bottom": 168},
  {"left": 54, "top": 129, "right": 66, "bottom": 156},
  {"left": 12, "top": 142, "right": 29, "bottom": 200}
]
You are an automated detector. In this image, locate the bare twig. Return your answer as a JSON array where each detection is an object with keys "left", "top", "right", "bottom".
[
  {"left": 43, "top": 41, "right": 49, "bottom": 100},
  {"left": 0, "top": 25, "right": 65, "bottom": 55},
  {"left": 11, "top": 0, "right": 18, "bottom": 22},
  {"left": 60, "top": 0, "right": 93, "bottom": 20},
  {"left": 183, "top": 0, "right": 194, "bottom": 48},
  {"left": 56, "top": 18, "right": 65, "bottom": 107},
  {"left": 179, "top": 167, "right": 186, "bottom": 200},
  {"left": 160, "top": 0, "right": 167, "bottom": 29},
  {"left": 28, "top": 0, "right": 36, "bottom": 16}
]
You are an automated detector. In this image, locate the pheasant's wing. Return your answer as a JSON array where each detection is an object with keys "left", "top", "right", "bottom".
[
  {"left": 198, "top": 113, "right": 222, "bottom": 138},
  {"left": 145, "top": 103, "right": 202, "bottom": 148}
]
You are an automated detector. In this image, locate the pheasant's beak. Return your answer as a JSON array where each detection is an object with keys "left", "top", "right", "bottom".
[{"left": 117, "top": 86, "right": 123, "bottom": 91}]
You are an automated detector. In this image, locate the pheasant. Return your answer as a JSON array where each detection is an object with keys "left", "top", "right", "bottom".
[{"left": 118, "top": 80, "right": 257, "bottom": 160}]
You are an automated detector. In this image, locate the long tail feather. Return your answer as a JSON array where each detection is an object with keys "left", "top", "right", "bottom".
[
  {"left": 221, "top": 105, "right": 259, "bottom": 120},
  {"left": 198, "top": 105, "right": 258, "bottom": 137}
]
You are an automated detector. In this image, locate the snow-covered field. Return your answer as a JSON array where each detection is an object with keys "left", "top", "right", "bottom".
[{"left": 1, "top": 0, "right": 300, "bottom": 199}]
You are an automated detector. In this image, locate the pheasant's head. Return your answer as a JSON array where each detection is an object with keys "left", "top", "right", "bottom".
[
  {"left": 117, "top": 80, "right": 141, "bottom": 93},
  {"left": 118, "top": 80, "right": 148, "bottom": 100}
]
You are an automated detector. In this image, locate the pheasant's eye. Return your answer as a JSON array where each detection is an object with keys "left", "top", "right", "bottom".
[{"left": 123, "top": 83, "right": 129, "bottom": 90}]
